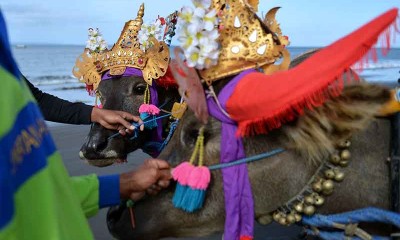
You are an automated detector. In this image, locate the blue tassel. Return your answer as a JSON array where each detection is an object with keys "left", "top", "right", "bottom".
[
  {"left": 175, "top": 186, "right": 206, "bottom": 212},
  {"left": 172, "top": 183, "right": 188, "bottom": 208},
  {"left": 139, "top": 112, "right": 148, "bottom": 120},
  {"left": 140, "top": 113, "right": 158, "bottom": 129},
  {"left": 181, "top": 187, "right": 206, "bottom": 212}
]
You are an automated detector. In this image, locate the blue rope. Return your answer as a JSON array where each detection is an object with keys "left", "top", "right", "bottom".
[
  {"left": 108, "top": 113, "right": 172, "bottom": 140},
  {"left": 158, "top": 119, "right": 179, "bottom": 152},
  {"left": 304, "top": 229, "right": 389, "bottom": 240},
  {"left": 107, "top": 98, "right": 171, "bottom": 140},
  {"left": 302, "top": 207, "right": 400, "bottom": 240},
  {"left": 302, "top": 207, "right": 400, "bottom": 228},
  {"left": 208, "top": 148, "right": 285, "bottom": 171}
]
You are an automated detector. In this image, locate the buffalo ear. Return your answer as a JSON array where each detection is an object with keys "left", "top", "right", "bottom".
[{"left": 169, "top": 47, "right": 209, "bottom": 124}]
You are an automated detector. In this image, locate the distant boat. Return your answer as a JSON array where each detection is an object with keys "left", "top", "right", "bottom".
[{"left": 15, "top": 44, "right": 27, "bottom": 49}]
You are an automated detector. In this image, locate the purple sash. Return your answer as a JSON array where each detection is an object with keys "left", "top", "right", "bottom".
[{"left": 207, "top": 69, "right": 255, "bottom": 240}]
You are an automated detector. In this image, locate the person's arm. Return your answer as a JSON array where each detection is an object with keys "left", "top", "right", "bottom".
[
  {"left": 70, "top": 159, "right": 171, "bottom": 217},
  {"left": 25, "top": 76, "right": 143, "bottom": 133},
  {"left": 25, "top": 77, "right": 93, "bottom": 124}
]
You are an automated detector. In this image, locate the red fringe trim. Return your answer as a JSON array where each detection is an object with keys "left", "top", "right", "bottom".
[
  {"left": 237, "top": 14, "right": 399, "bottom": 137},
  {"left": 85, "top": 84, "right": 95, "bottom": 96},
  {"left": 156, "top": 66, "right": 178, "bottom": 89},
  {"left": 239, "top": 235, "right": 253, "bottom": 240}
]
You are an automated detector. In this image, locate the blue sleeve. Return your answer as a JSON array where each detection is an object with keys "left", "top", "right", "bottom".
[
  {"left": 98, "top": 174, "right": 121, "bottom": 208},
  {"left": 0, "top": 11, "right": 21, "bottom": 79}
]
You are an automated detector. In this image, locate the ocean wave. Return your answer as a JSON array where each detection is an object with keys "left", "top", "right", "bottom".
[
  {"left": 29, "top": 75, "right": 79, "bottom": 85},
  {"left": 352, "top": 60, "right": 400, "bottom": 70}
]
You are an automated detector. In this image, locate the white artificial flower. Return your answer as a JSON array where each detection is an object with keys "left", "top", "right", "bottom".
[
  {"left": 86, "top": 28, "right": 107, "bottom": 53},
  {"left": 203, "top": 9, "right": 217, "bottom": 31},
  {"left": 99, "top": 40, "right": 108, "bottom": 51},
  {"left": 178, "top": 29, "right": 199, "bottom": 49},
  {"left": 86, "top": 43, "right": 97, "bottom": 52},
  {"left": 138, "top": 31, "right": 149, "bottom": 43},
  {"left": 187, "top": 20, "right": 204, "bottom": 35},
  {"left": 193, "top": 7, "right": 206, "bottom": 18},
  {"left": 93, "top": 28, "right": 100, "bottom": 36},
  {"left": 206, "top": 28, "right": 219, "bottom": 40},
  {"left": 179, "top": 6, "right": 194, "bottom": 23},
  {"left": 88, "top": 28, "right": 94, "bottom": 37},
  {"left": 199, "top": 38, "right": 218, "bottom": 53},
  {"left": 184, "top": 46, "right": 201, "bottom": 68},
  {"left": 140, "top": 41, "right": 149, "bottom": 52},
  {"left": 177, "top": 1, "right": 221, "bottom": 69},
  {"left": 192, "top": 0, "right": 211, "bottom": 9},
  {"left": 151, "top": 19, "right": 164, "bottom": 41},
  {"left": 138, "top": 19, "right": 164, "bottom": 51},
  {"left": 86, "top": 37, "right": 96, "bottom": 50}
]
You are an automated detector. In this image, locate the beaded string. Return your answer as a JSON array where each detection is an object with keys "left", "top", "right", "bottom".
[
  {"left": 143, "top": 84, "right": 150, "bottom": 104},
  {"left": 189, "top": 126, "right": 205, "bottom": 166}
]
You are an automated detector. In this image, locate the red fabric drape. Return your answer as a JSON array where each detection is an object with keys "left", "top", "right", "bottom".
[{"left": 226, "top": 8, "right": 399, "bottom": 136}]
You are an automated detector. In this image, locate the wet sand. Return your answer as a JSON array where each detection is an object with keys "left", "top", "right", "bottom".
[{"left": 50, "top": 123, "right": 304, "bottom": 240}]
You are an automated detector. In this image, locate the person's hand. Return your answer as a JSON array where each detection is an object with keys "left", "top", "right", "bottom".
[
  {"left": 119, "top": 159, "right": 172, "bottom": 201},
  {"left": 91, "top": 107, "right": 144, "bottom": 135}
]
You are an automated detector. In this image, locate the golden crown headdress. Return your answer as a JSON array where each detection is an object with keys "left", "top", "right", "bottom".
[
  {"left": 73, "top": 4, "right": 172, "bottom": 91},
  {"left": 176, "top": 0, "right": 290, "bottom": 84}
]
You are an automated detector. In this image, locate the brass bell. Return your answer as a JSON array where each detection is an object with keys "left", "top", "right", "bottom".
[
  {"left": 322, "top": 180, "right": 334, "bottom": 191},
  {"left": 286, "top": 213, "right": 296, "bottom": 224},
  {"left": 294, "top": 213, "right": 302, "bottom": 222},
  {"left": 322, "top": 189, "right": 334, "bottom": 196},
  {"left": 257, "top": 214, "right": 272, "bottom": 225},
  {"left": 314, "top": 195, "right": 325, "bottom": 206},
  {"left": 338, "top": 140, "right": 351, "bottom": 148},
  {"left": 303, "top": 205, "right": 316, "bottom": 215},
  {"left": 333, "top": 170, "right": 345, "bottom": 182},
  {"left": 304, "top": 195, "right": 315, "bottom": 205},
  {"left": 339, "top": 160, "right": 349, "bottom": 167},
  {"left": 272, "top": 212, "right": 281, "bottom": 222},
  {"left": 294, "top": 202, "right": 304, "bottom": 213},
  {"left": 340, "top": 150, "right": 351, "bottom": 160},
  {"left": 330, "top": 153, "right": 341, "bottom": 164},
  {"left": 312, "top": 180, "right": 323, "bottom": 192},
  {"left": 324, "top": 169, "right": 335, "bottom": 179},
  {"left": 278, "top": 216, "right": 287, "bottom": 225}
]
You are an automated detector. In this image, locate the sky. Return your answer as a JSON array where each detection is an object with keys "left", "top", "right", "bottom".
[{"left": 1, "top": 0, "right": 400, "bottom": 47}]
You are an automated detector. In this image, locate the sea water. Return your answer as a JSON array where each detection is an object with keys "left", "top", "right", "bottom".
[{"left": 12, "top": 45, "right": 400, "bottom": 105}]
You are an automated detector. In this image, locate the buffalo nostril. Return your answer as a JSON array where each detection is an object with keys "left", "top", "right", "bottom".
[{"left": 89, "top": 141, "right": 108, "bottom": 152}]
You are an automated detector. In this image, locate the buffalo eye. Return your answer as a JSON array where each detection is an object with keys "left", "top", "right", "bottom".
[
  {"left": 181, "top": 127, "right": 198, "bottom": 148},
  {"left": 134, "top": 84, "right": 146, "bottom": 95}
]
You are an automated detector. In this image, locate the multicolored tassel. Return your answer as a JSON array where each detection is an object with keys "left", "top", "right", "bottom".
[
  {"left": 139, "top": 84, "right": 160, "bottom": 129},
  {"left": 172, "top": 126, "right": 211, "bottom": 212}
]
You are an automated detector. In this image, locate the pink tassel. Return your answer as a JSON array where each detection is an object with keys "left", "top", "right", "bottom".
[
  {"left": 139, "top": 104, "right": 160, "bottom": 115},
  {"left": 172, "top": 162, "right": 195, "bottom": 185},
  {"left": 187, "top": 166, "right": 210, "bottom": 190}
]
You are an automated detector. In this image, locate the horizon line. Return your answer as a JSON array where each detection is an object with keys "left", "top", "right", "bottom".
[{"left": 11, "top": 43, "right": 400, "bottom": 49}]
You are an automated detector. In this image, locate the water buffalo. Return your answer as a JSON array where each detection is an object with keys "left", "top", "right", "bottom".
[
  {"left": 105, "top": 51, "right": 396, "bottom": 239},
  {"left": 108, "top": 79, "right": 390, "bottom": 240},
  {"left": 79, "top": 75, "right": 180, "bottom": 167}
]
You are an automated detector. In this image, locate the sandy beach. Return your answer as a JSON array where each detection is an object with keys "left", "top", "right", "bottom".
[{"left": 49, "top": 123, "right": 303, "bottom": 240}]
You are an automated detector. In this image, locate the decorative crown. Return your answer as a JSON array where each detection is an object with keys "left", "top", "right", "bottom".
[
  {"left": 73, "top": 3, "right": 171, "bottom": 91},
  {"left": 176, "top": 0, "right": 290, "bottom": 84}
]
